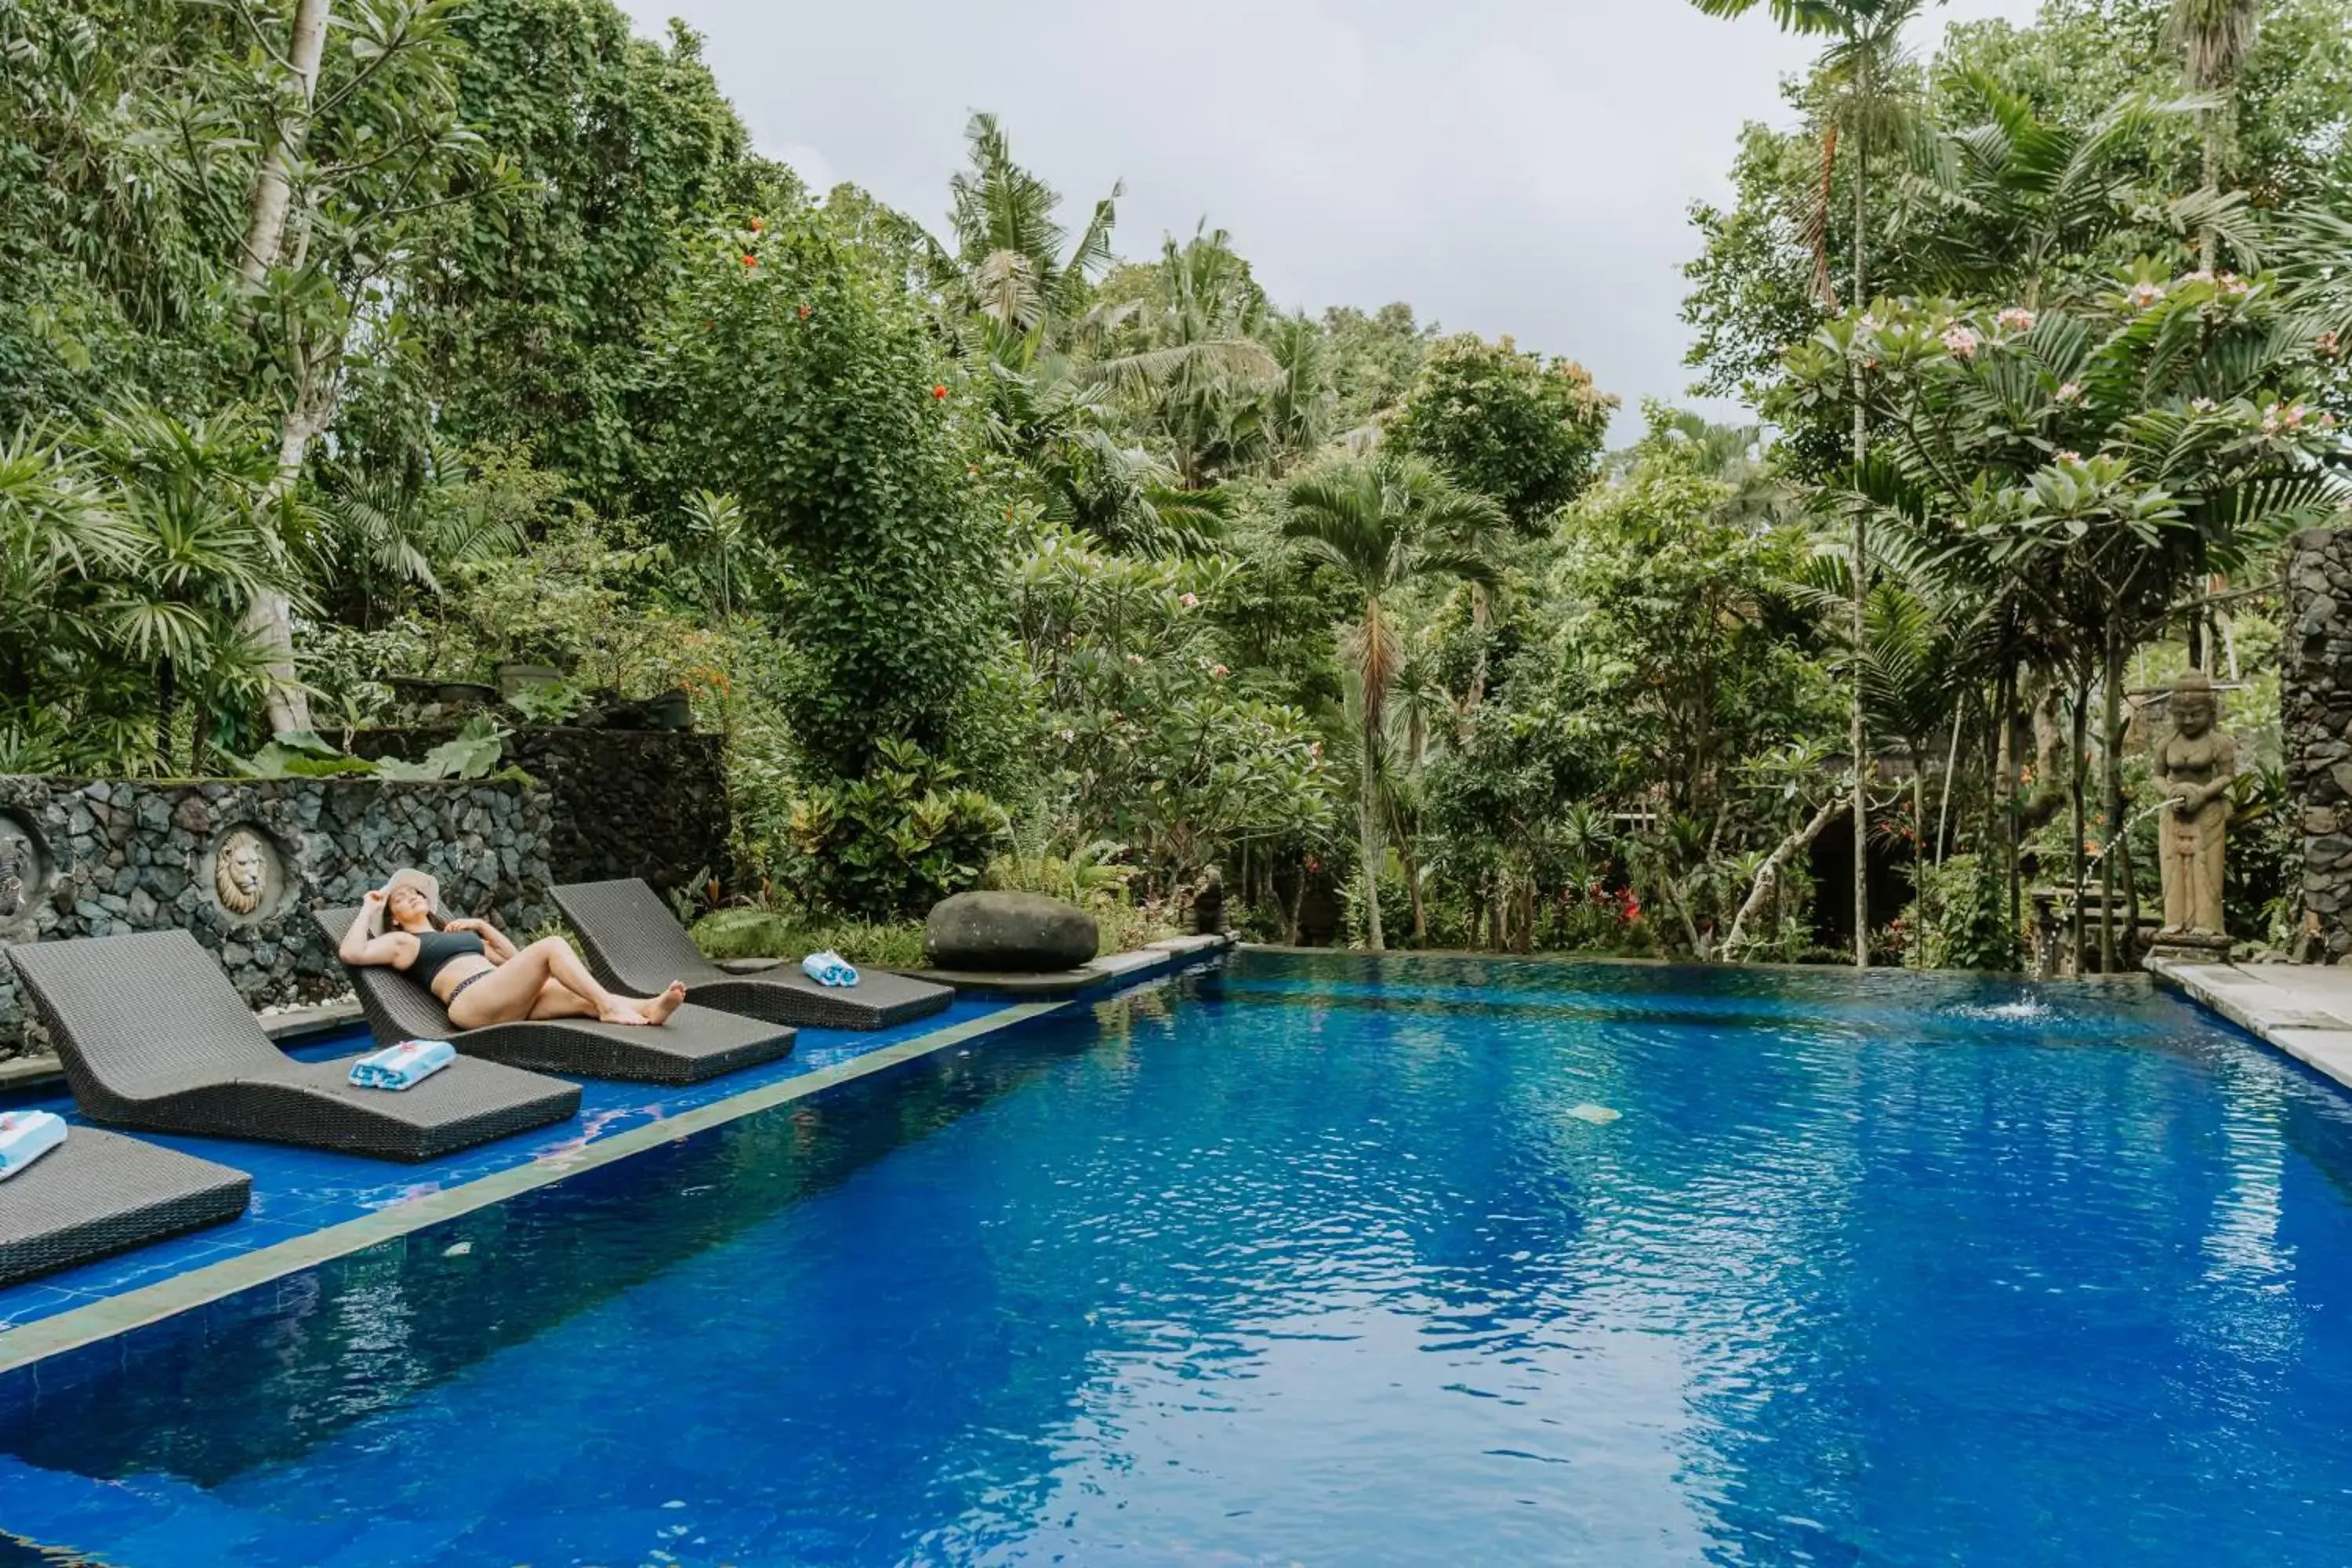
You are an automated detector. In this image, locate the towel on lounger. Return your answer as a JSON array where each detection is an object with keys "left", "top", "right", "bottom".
[
  {"left": 800, "top": 949, "right": 858, "bottom": 987},
  {"left": 0, "top": 1110, "right": 67, "bottom": 1179},
  {"left": 349, "top": 1039, "right": 457, "bottom": 1091}
]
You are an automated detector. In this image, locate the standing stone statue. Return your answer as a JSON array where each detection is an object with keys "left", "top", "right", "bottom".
[
  {"left": 1190, "top": 865, "right": 1226, "bottom": 937},
  {"left": 2152, "top": 669, "right": 2237, "bottom": 951}
]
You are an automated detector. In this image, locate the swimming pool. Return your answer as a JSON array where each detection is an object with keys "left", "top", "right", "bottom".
[{"left": 3, "top": 951, "right": 2350, "bottom": 1565}]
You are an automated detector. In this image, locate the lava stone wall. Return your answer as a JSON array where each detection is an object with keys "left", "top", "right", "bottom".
[
  {"left": 0, "top": 776, "right": 553, "bottom": 1058},
  {"left": 2287, "top": 528, "right": 2352, "bottom": 959},
  {"left": 353, "top": 728, "right": 728, "bottom": 896}
]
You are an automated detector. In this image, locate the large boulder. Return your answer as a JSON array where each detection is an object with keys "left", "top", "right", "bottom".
[{"left": 924, "top": 891, "right": 1099, "bottom": 972}]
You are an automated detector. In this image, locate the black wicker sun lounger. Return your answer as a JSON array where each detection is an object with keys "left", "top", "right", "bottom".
[
  {"left": 9, "top": 931, "right": 580, "bottom": 1163},
  {"left": 552, "top": 878, "right": 954, "bottom": 1032},
  {"left": 314, "top": 909, "right": 796, "bottom": 1086},
  {"left": 0, "top": 1126, "right": 251, "bottom": 1290}
]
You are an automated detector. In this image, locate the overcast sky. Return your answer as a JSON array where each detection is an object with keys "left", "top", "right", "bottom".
[{"left": 618, "top": 0, "right": 2042, "bottom": 437}]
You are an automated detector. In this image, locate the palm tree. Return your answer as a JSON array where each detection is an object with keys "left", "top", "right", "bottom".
[
  {"left": 1286, "top": 452, "right": 1502, "bottom": 949},
  {"left": 2169, "top": 0, "right": 2260, "bottom": 271},
  {"left": 1902, "top": 75, "right": 2205, "bottom": 308},
  {"left": 927, "top": 112, "right": 1120, "bottom": 362},
  {"left": 88, "top": 406, "right": 291, "bottom": 772},
  {"left": 1693, "top": 0, "right": 1925, "bottom": 967}
]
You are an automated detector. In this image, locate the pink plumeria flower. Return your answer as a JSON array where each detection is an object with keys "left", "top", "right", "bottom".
[
  {"left": 2055, "top": 450, "right": 2082, "bottom": 463},
  {"left": 1126, "top": 652, "right": 1145, "bottom": 666},
  {"left": 2318, "top": 330, "right": 2341, "bottom": 356},
  {"left": 2190, "top": 397, "right": 2216, "bottom": 413},
  {"left": 1210, "top": 663, "right": 1229, "bottom": 677},
  {"left": 1997, "top": 307, "right": 2035, "bottom": 332},
  {"left": 2054, "top": 382, "right": 2082, "bottom": 405},
  {"left": 1941, "top": 325, "right": 1980, "bottom": 360},
  {"left": 1178, "top": 592, "right": 1200, "bottom": 608}
]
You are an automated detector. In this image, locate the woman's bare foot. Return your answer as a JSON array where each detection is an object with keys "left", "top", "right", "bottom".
[
  {"left": 637, "top": 982, "right": 688, "bottom": 1025},
  {"left": 596, "top": 982, "right": 685, "bottom": 1025}
]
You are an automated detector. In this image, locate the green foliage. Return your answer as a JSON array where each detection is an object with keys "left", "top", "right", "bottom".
[
  {"left": 1390, "top": 334, "right": 1617, "bottom": 529},
  {"left": 652, "top": 208, "right": 1006, "bottom": 779},
  {"left": 782, "top": 739, "right": 1006, "bottom": 918},
  {"left": 691, "top": 906, "right": 928, "bottom": 969}
]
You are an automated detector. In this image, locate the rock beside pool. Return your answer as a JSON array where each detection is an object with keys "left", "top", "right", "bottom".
[{"left": 924, "top": 891, "right": 1099, "bottom": 972}]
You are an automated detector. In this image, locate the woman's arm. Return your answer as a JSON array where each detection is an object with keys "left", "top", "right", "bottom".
[
  {"left": 445, "top": 916, "right": 517, "bottom": 963},
  {"left": 339, "top": 893, "right": 419, "bottom": 969}
]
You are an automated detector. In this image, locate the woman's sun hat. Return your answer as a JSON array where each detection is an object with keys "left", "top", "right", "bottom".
[{"left": 368, "top": 868, "right": 446, "bottom": 937}]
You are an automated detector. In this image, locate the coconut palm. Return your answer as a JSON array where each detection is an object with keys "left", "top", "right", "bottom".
[
  {"left": 2169, "top": 0, "right": 2260, "bottom": 270},
  {"left": 1693, "top": 0, "right": 1927, "bottom": 967},
  {"left": 1285, "top": 451, "right": 1502, "bottom": 949}
]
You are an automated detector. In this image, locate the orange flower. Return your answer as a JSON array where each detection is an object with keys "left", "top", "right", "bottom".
[
  {"left": 797, "top": 304, "right": 811, "bottom": 320},
  {"left": 749, "top": 216, "right": 765, "bottom": 233},
  {"left": 931, "top": 384, "right": 949, "bottom": 400},
  {"left": 741, "top": 253, "right": 757, "bottom": 268}
]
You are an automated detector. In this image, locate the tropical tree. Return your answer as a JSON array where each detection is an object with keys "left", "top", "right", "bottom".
[
  {"left": 1284, "top": 452, "right": 1502, "bottom": 949},
  {"left": 1692, "top": 0, "right": 1930, "bottom": 966},
  {"left": 2170, "top": 0, "right": 2260, "bottom": 270}
]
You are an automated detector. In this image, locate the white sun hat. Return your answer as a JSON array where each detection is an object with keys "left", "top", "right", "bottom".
[{"left": 368, "top": 867, "right": 447, "bottom": 938}]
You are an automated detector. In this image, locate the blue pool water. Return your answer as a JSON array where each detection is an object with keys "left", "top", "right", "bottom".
[{"left": 5, "top": 953, "right": 2352, "bottom": 1565}]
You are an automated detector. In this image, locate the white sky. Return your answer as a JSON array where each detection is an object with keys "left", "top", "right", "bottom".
[{"left": 618, "top": 0, "right": 2043, "bottom": 436}]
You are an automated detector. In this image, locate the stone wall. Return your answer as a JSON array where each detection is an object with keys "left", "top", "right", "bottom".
[
  {"left": 353, "top": 727, "right": 728, "bottom": 895},
  {"left": 2286, "top": 528, "right": 2352, "bottom": 959},
  {"left": 0, "top": 776, "right": 553, "bottom": 1057}
]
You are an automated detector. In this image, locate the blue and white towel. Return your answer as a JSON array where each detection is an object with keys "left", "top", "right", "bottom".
[
  {"left": 0, "top": 1110, "right": 67, "bottom": 1180},
  {"left": 349, "top": 1040, "right": 457, "bottom": 1091},
  {"left": 801, "top": 949, "right": 858, "bottom": 988}
]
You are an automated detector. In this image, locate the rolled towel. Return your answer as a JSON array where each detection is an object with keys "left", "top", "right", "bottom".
[
  {"left": 349, "top": 1039, "right": 457, "bottom": 1091},
  {"left": 800, "top": 949, "right": 858, "bottom": 988},
  {"left": 0, "top": 1110, "right": 67, "bottom": 1180}
]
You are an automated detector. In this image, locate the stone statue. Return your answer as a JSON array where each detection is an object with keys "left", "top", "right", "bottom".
[
  {"left": 2152, "top": 670, "right": 2237, "bottom": 949},
  {"left": 1191, "top": 865, "right": 1226, "bottom": 937},
  {"left": 0, "top": 822, "right": 33, "bottom": 924},
  {"left": 214, "top": 829, "right": 271, "bottom": 916}
]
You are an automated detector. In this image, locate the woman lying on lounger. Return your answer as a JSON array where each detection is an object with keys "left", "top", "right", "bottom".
[{"left": 339, "top": 869, "right": 686, "bottom": 1029}]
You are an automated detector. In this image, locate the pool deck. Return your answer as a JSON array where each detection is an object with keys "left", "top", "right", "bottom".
[
  {"left": 0, "top": 935, "right": 1230, "bottom": 1377},
  {"left": 2145, "top": 954, "right": 2352, "bottom": 1092}
]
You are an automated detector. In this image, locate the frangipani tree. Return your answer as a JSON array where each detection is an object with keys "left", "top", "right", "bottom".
[{"left": 1780, "top": 262, "right": 2349, "bottom": 965}]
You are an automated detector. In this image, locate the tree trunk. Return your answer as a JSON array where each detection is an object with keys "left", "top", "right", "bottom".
[
  {"left": 155, "top": 656, "right": 177, "bottom": 775},
  {"left": 1725, "top": 789, "right": 1846, "bottom": 958},
  {"left": 1849, "top": 126, "right": 1871, "bottom": 970},
  {"left": 238, "top": 0, "right": 333, "bottom": 289},
  {"left": 1911, "top": 764, "right": 1926, "bottom": 969},
  {"left": 1356, "top": 743, "right": 1385, "bottom": 952},
  {"left": 2107, "top": 630, "right": 2145, "bottom": 973},
  {"left": 1466, "top": 582, "right": 1493, "bottom": 712},
  {"left": 237, "top": 2, "right": 335, "bottom": 735},
  {"left": 2069, "top": 676, "right": 2089, "bottom": 976},
  {"left": 2001, "top": 662, "right": 2020, "bottom": 946}
]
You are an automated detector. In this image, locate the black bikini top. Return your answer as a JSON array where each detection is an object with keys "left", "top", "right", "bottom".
[{"left": 407, "top": 928, "right": 486, "bottom": 987}]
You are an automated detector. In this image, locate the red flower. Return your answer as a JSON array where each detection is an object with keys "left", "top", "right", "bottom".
[
  {"left": 740, "top": 253, "right": 757, "bottom": 268},
  {"left": 797, "top": 304, "right": 811, "bottom": 320},
  {"left": 931, "top": 384, "right": 949, "bottom": 401}
]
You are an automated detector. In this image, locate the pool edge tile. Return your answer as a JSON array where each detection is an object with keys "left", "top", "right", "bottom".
[{"left": 0, "top": 996, "right": 1078, "bottom": 1376}]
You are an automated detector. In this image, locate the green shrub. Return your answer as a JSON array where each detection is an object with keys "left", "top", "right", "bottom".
[
  {"left": 782, "top": 739, "right": 1005, "bottom": 917},
  {"left": 691, "top": 906, "right": 927, "bottom": 968}
]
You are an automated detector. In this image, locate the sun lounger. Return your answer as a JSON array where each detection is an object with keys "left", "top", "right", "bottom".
[
  {"left": 0, "top": 1124, "right": 251, "bottom": 1289},
  {"left": 312, "top": 910, "right": 796, "bottom": 1086},
  {"left": 9, "top": 931, "right": 579, "bottom": 1163},
  {"left": 552, "top": 878, "right": 954, "bottom": 1031}
]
